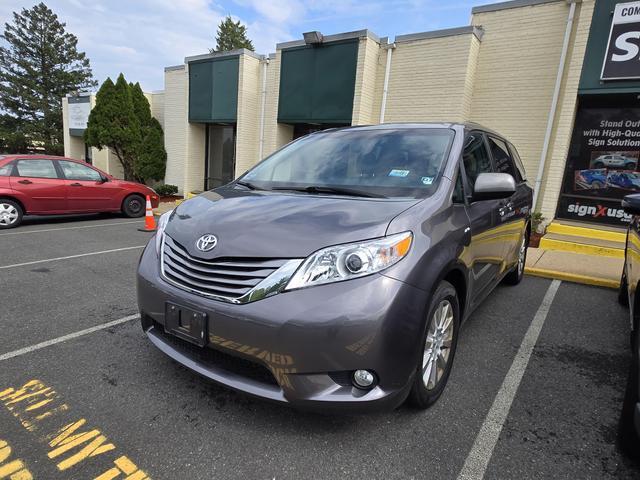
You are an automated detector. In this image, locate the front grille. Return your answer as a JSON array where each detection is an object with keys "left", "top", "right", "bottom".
[
  {"left": 153, "top": 322, "right": 278, "bottom": 387},
  {"left": 161, "top": 235, "right": 288, "bottom": 301}
]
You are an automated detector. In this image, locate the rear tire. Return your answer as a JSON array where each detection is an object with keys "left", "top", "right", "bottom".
[
  {"left": 619, "top": 326, "right": 640, "bottom": 458},
  {"left": 504, "top": 234, "right": 528, "bottom": 285},
  {"left": 408, "top": 281, "right": 460, "bottom": 409},
  {"left": 594, "top": 161, "right": 605, "bottom": 169},
  {"left": 122, "top": 194, "right": 145, "bottom": 218},
  {"left": 0, "top": 199, "right": 23, "bottom": 229}
]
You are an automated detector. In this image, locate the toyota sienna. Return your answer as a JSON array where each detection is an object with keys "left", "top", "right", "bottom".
[{"left": 137, "top": 123, "right": 533, "bottom": 411}]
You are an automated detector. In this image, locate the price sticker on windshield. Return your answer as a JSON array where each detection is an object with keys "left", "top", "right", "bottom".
[{"left": 388, "top": 169, "right": 410, "bottom": 177}]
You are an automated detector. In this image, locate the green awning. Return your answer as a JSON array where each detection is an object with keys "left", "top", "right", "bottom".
[
  {"left": 278, "top": 39, "right": 359, "bottom": 124},
  {"left": 189, "top": 56, "right": 239, "bottom": 123}
]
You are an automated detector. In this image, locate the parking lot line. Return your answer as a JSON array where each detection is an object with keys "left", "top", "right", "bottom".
[
  {"left": 0, "top": 246, "right": 145, "bottom": 270},
  {"left": 457, "top": 279, "right": 562, "bottom": 480},
  {"left": 0, "top": 314, "right": 140, "bottom": 362},
  {"left": 0, "top": 220, "right": 141, "bottom": 236}
]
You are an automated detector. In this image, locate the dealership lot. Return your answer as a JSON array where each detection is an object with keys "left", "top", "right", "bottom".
[{"left": 0, "top": 216, "right": 639, "bottom": 479}]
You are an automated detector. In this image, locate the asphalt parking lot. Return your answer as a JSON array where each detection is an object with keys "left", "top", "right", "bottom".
[{"left": 0, "top": 215, "right": 639, "bottom": 479}]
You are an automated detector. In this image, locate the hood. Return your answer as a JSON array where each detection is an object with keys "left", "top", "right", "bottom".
[
  {"left": 111, "top": 178, "right": 148, "bottom": 189},
  {"left": 165, "top": 187, "right": 420, "bottom": 259}
]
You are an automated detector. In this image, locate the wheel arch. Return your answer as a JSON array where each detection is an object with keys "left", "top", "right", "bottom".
[
  {"left": 440, "top": 264, "right": 468, "bottom": 321},
  {"left": 0, "top": 195, "right": 26, "bottom": 214},
  {"left": 633, "top": 280, "right": 640, "bottom": 335}
]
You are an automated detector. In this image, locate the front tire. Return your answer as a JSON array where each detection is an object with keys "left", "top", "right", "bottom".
[
  {"left": 122, "top": 195, "right": 145, "bottom": 218},
  {"left": 504, "top": 234, "right": 528, "bottom": 285},
  {"left": 0, "top": 200, "right": 23, "bottom": 229},
  {"left": 408, "top": 280, "right": 460, "bottom": 409}
]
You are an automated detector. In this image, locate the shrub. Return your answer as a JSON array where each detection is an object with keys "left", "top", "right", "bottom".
[
  {"left": 531, "top": 212, "right": 546, "bottom": 234},
  {"left": 155, "top": 184, "right": 178, "bottom": 196}
]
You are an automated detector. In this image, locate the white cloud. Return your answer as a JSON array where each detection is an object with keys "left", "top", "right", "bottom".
[
  {"left": 0, "top": 0, "right": 225, "bottom": 91},
  {"left": 0, "top": 0, "right": 479, "bottom": 91}
]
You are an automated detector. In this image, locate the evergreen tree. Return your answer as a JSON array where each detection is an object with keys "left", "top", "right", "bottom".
[
  {"left": 85, "top": 74, "right": 140, "bottom": 181},
  {"left": 130, "top": 83, "right": 166, "bottom": 181},
  {"left": 212, "top": 16, "right": 254, "bottom": 52},
  {"left": 0, "top": 3, "right": 96, "bottom": 154},
  {"left": 85, "top": 75, "right": 166, "bottom": 182}
]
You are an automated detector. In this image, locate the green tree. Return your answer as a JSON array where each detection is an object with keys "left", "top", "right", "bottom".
[
  {"left": 0, "top": 3, "right": 96, "bottom": 154},
  {"left": 85, "top": 74, "right": 166, "bottom": 183},
  {"left": 130, "top": 83, "right": 166, "bottom": 181},
  {"left": 212, "top": 16, "right": 254, "bottom": 52},
  {"left": 0, "top": 114, "right": 29, "bottom": 153}
]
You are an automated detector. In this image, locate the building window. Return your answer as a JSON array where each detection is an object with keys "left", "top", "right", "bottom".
[
  {"left": 205, "top": 125, "right": 236, "bottom": 190},
  {"left": 85, "top": 143, "right": 93, "bottom": 165}
]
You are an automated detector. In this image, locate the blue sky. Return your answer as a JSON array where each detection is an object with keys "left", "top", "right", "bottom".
[{"left": 1, "top": 0, "right": 488, "bottom": 92}]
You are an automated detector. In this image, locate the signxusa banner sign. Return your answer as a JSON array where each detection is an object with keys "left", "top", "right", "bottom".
[{"left": 602, "top": 1, "right": 640, "bottom": 80}]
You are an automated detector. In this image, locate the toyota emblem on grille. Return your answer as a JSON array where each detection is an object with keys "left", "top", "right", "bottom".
[{"left": 196, "top": 234, "right": 218, "bottom": 252}]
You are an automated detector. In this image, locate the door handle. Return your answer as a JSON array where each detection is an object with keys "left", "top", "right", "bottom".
[
  {"left": 69, "top": 183, "right": 82, "bottom": 187},
  {"left": 17, "top": 179, "right": 32, "bottom": 185}
]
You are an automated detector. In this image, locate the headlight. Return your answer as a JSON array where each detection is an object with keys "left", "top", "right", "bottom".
[
  {"left": 155, "top": 210, "right": 173, "bottom": 255},
  {"left": 285, "top": 231, "right": 412, "bottom": 290}
]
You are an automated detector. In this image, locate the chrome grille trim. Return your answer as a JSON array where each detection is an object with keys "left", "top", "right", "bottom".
[{"left": 160, "top": 235, "right": 302, "bottom": 304}]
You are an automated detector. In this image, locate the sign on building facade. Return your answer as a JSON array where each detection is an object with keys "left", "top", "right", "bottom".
[{"left": 602, "top": 1, "right": 640, "bottom": 80}]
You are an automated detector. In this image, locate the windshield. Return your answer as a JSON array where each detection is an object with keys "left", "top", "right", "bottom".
[{"left": 240, "top": 128, "right": 455, "bottom": 198}]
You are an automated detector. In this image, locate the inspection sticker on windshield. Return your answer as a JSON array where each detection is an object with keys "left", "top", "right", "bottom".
[
  {"left": 421, "top": 176, "right": 434, "bottom": 185},
  {"left": 389, "top": 169, "right": 410, "bottom": 177}
]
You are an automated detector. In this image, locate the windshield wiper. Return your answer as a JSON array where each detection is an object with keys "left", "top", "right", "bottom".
[
  {"left": 271, "top": 185, "right": 386, "bottom": 198},
  {"left": 235, "top": 180, "right": 261, "bottom": 190}
]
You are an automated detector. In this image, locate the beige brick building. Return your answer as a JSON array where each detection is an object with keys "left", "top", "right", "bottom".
[{"left": 63, "top": 0, "right": 640, "bottom": 227}]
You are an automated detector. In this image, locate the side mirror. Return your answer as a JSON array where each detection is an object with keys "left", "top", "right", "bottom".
[
  {"left": 100, "top": 175, "right": 109, "bottom": 183},
  {"left": 622, "top": 194, "right": 640, "bottom": 215},
  {"left": 473, "top": 173, "right": 516, "bottom": 201}
]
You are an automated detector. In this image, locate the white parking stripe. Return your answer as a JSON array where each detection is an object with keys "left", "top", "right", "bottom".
[
  {"left": 457, "top": 279, "right": 562, "bottom": 480},
  {"left": 0, "top": 245, "right": 145, "bottom": 270},
  {"left": 0, "top": 314, "right": 141, "bottom": 362},
  {"left": 0, "top": 220, "right": 140, "bottom": 236}
]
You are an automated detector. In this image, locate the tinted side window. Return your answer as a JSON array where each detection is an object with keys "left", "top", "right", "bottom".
[
  {"left": 462, "top": 133, "right": 492, "bottom": 189},
  {"left": 507, "top": 142, "right": 527, "bottom": 182},
  {"left": 452, "top": 170, "right": 465, "bottom": 204},
  {"left": 59, "top": 161, "right": 102, "bottom": 181},
  {"left": 0, "top": 162, "right": 13, "bottom": 176},
  {"left": 16, "top": 160, "right": 59, "bottom": 179},
  {"left": 488, "top": 136, "right": 516, "bottom": 178}
]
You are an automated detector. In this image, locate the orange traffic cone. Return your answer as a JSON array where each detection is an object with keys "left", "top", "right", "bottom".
[{"left": 138, "top": 195, "right": 157, "bottom": 232}]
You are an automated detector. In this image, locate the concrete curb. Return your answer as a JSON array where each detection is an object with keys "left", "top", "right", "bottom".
[{"left": 525, "top": 267, "right": 619, "bottom": 289}]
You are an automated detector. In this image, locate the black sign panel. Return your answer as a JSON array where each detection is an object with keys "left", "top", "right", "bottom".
[
  {"left": 557, "top": 101, "right": 640, "bottom": 226},
  {"left": 602, "top": 2, "right": 640, "bottom": 80}
]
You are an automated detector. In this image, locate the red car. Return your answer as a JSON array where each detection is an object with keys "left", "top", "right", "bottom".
[{"left": 0, "top": 155, "right": 159, "bottom": 229}]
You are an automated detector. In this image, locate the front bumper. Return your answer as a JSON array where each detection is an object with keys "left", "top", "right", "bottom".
[{"left": 137, "top": 242, "right": 429, "bottom": 411}]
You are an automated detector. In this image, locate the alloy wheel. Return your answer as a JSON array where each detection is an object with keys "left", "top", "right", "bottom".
[
  {"left": 422, "top": 300, "right": 454, "bottom": 390},
  {"left": 129, "top": 198, "right": 143, "bottom": 215},
  {"left": 0, "top": 203, "right": 18, "bottom": 226}
]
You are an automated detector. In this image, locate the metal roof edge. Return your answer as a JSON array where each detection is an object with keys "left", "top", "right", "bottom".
[
  {"left": 395, "top": 25, "right": 484, "bottom": 43},
  {"left": 472, "top": 0, "right": 563, "bottom": 15},
  {"left": 276, "top": 29, "right": 380, "bottom": 50}
]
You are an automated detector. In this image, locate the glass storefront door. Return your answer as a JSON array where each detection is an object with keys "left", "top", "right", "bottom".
[{"left": 205, "top": 124, "right": 236, "bottom": 190}]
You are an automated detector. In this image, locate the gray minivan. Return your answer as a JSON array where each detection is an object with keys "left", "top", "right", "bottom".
[{"left": 137, "top": 123, "right": 533, "bottom": 411}]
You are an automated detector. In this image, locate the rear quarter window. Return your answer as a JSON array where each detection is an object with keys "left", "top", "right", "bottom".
[
  {"left": 488, "top": 136, "right": 517, "bottom": 179},
  {"left": 507, "top": 142, "right": 527, "bottom": 182},
  {"left": 0, "top": 162, "right": 13, "bottom": 176}
]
